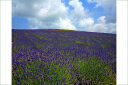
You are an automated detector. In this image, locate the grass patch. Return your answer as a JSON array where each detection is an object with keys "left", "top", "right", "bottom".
[
  {"left": 58, "top": 43, "right": 70, "bottom": 46},
  {"left": 75, "top": 41, "right": 87, "bottom": 45},
  {"left": 33, "top": 33, "right": 51, "bottom": 41},
  {"left": 12, "top": 57, "right": 116, "bottom": 85},
  {"left": 73, "top": 57, "right": 116, "bottom": 85},
  {"left": 101, "top": 44, "right": 110, "bottom": 48},
  {"left": 12, "top": 61, "right": 73, "bottom": 85}
]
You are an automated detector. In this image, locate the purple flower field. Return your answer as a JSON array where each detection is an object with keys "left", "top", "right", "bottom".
[{"left": 12, "top": 29, "right": 116, "bottom": 85}]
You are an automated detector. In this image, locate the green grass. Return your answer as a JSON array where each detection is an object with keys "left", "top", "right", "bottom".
[
  {"left": 43, "top": 65, "right": 72, "bottom": 85},
  {"left": 13, "top": 60, "right": 73, "bottom": 85},
  {"left": 101, "top": 44, "right": 110, "bottom": 48},
  {"left": 58, "top": 43, "right": 70, "bottom": 46},
  {"left": 33, "top": 33, "right": 51, "bottom": 40},
  {"left": 75, "top": 41, "right": 87, "bottom": 45},
  {"left": 73, "top": 57, "right": 116, "bottom": 85},
  {"left": 12, "top": 56, "right": 116, "bottom": 85}
]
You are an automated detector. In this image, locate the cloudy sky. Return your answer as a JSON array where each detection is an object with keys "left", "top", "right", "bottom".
[{"left": 12, "top": 0, "right": 116, "bottom": 33}]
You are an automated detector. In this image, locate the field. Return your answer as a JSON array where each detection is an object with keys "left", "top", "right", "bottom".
[{"left": 12, "top": 29, "right": 116, "bottom": 85}]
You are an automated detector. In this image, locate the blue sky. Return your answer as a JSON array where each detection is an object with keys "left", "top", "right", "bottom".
[{"left": 12, "top": 0, "right": 116, "bottom": 33}]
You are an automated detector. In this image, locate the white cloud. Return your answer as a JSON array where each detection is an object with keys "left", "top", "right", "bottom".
[
  {"left": 91, "top": 23, "right": 116, "bottom": 33},
  {"left": 13, "top": 0, "right": 116, "bottom": 33},
  {"left": 69, "top": 0, "right": 86, "bottom": 17},
  {"left": 13, "top": 0, "right": 76, "bottom": 30},
  {"left": 68, "top": 0, "right": 89, "bottom": 23},
  {"left": 57, "top": 18, "right": 76, "bottom": 30},
  {"left": 87, "top": 0, "right": 115, "bottom": 8},
  {"left": 68, "top": 0, "right": 116, "bottom": 33},
  {"left": 31, "top": 27, "right": 38, "bottom": 29},
  {"left": 97, "top": 16, "right": 106, "bottom": 23},
  {"left": 87, "top": 0, "right": 116, "bottom": 23},
  {"left": 68, "top": 0, "right": 94, "bottom": 31},
  {"left": 81, "top": 16, "right": 116, "bottom": 33},
  {"left": 79, "top": 18, "right": 94, "bottom": 27}
]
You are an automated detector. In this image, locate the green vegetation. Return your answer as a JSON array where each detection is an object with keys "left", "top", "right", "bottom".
[
  {"left": 73, "top": 57, "right": 116, "bottom": 85},
  {"left": 58, "top": 43, "right": 70, "bottom": 46},
  {"left": 13, "top": 60, "right": 73, "bottom": 85},
  {"left": 75, "top": 41, "right": 87, "bottom": 45},
  {"left": 33, "top": 33, "right": 51, "bottom": 40},
  {"left": 101, "top": 44, "right": 110, "bottom": 48},
  {"left": 13, "top": 57, "right": 115, "bottom": 85},
  {"left": 12, "top": 30, "right": 116, "bottom": 84}
]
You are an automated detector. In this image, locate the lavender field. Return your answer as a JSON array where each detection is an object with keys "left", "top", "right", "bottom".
[{"left": 12, "top": 29, "right": 116, "bottom": 85}]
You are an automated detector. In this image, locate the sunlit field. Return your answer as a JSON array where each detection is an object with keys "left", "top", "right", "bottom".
[{"left": 12, "top": 29, "right": 116, "bottom": 85}]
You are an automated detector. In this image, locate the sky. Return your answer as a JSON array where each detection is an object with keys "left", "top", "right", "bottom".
[{"left": 12, "top": 0, "right": 116, "bottom": 33}]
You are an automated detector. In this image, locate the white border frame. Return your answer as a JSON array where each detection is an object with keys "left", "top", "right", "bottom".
[
  {"left": 0, "top": 0, "right": 128, "bottom": 85},
  {"left": 117, "top": 1, "right": 128, "bottom": 85},
  {"left": 0, "top": 1, "right": 12, "bottom": 85}
]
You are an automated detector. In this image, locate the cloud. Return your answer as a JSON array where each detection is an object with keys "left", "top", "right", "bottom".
[
  {"left": 68, "top": 0, "right": 116, "bottom": 33},
  {"left": 57, "top": 18, "right": 76, "bottom": 30},
  {"left": 87, "top": 0, "right": 115, "bottom": 8},
  {"left": 91, "top": 23, "right": 116, "bottom": 33},
  {"left": 97, "top": 16, "right": 106, "bottom": 23},
  {"left": 13, "top": 0, "right": 116, "bottom": 33},
  {"left": 79, "top": 18, "right": 94, "bottom": 27},
  {"left": 69, "top": 0, "right": 87, "bottom": 18},
  {"left": 68, "top": 0, "right": 93, "bottom": 31},
  {"left": 68, "top": 0, "right": 89, "bottom": 23},
  {"left": 13, "top": 0, "right": 76, "bottom": 30},
  {"left": 87, "top": 0, "right": 116, "bottom": 23},
  {"left": 80, "top": 16, "right": 116, "bottom": 33}
]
